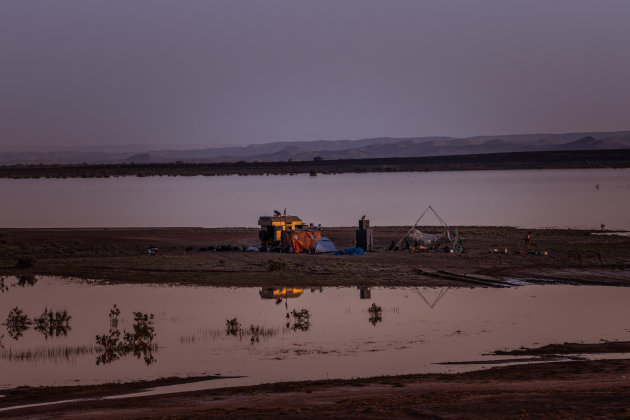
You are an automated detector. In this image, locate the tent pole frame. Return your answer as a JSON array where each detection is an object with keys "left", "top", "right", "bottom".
[{"left": 391, "top": 205, "right": 453, "bottom": 251}]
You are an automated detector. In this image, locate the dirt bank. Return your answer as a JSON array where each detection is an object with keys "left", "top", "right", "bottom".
[
  {"left": 2, "top": 357, "right": 630, "bottom": 419},
  {"left": 0, "top": 375, "right": 233, "bottom": 409},
  {"left": 1, "top": 226, "right": 628, "bottom": 287},
  {"left": 494, "top": 341, "right": 630, "bottom": 356}
]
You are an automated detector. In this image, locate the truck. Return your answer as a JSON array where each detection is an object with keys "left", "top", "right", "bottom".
[{"left": 258, "top": 211, "right": 322, "bottom": 252}]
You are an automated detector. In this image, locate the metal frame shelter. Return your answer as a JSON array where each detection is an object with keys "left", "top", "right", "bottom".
[{"left": 392, "top": 205, "right": 454, "bottom": 251}]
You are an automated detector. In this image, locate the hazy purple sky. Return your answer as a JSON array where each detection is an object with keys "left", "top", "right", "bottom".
[{"left": 1, "top": 0, "right": 629, "bottom": 151}]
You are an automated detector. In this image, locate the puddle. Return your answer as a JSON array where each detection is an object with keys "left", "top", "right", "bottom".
[{"left": 2, "top": 276, "right": 630, "bottom": 391}]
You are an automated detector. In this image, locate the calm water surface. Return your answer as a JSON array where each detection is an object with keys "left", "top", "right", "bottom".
[
  {"left": 0, "top": 168, "right": 629, "bottom": 229},
  {"left": 1, "top": 276, "right": 629, "bottom": 389}
]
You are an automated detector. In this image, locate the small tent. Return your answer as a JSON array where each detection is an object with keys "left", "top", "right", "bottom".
[{"left": 313, "top": 237, "right": 337, "bottom": 253}]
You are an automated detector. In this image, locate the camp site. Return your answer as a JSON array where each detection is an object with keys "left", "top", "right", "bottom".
[
  {"left": 251, "top": 207, "right": 462, "bottom": 256},
  {"left": 3, "top": 1, "right": 630, "bottom": 416}
]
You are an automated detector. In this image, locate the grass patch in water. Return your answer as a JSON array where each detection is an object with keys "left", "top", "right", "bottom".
[
  {"left": 0, "top": 345, "right": 96, "bottom": 364},
  {"left": 180, "top": 328, "right": 224, "bottom": 343},
  {"left": 180, "top": 322, "right": 279, "bottom": 344}
]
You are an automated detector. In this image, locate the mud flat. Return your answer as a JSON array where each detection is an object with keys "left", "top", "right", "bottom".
[
  {"left": 2, "top": 356, "right": 630, "bottom": 419},
  {"left": 1, "top": 226, "right": 628, "bottom": 287}
]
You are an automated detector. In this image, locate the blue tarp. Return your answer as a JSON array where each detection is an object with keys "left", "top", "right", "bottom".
[{"left": 335, "top": 247, "right": 366, "bottom": 255}]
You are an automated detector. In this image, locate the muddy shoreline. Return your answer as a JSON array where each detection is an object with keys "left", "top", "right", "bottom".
[
  {"left": 0, "top": 375, "right": 235, "bottom": 409},
  {"left": 2, "top": 354, "right": 630, "bottom": 418},
  {"left": 1, "top": 226, "right": 628, "bottom": 287},
  {"left": 6, "top": 340, "right": 628, "bottom": 406}
]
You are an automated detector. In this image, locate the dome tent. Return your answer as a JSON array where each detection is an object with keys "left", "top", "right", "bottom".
[{"left": 313, "top": 237, "right": 337, "bottom": 253}]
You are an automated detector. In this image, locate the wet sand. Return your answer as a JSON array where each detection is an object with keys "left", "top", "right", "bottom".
[
  {"left": 2, "top": 356, "right": 630, "bottom": 419},
  {"left": 1, "top": 226, "right": 628, "bottom": 287}
]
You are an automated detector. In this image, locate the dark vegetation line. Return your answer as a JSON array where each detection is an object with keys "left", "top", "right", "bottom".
[{"left": 0, "top": 149, "right": 629, "bottom": 179}]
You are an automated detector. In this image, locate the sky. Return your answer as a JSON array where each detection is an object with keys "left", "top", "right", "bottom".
[{"left": 1, "top": 0, "right": 630, "bottom": 152}]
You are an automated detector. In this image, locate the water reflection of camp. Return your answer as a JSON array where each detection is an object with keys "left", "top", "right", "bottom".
[
  {"left": 259, "top": 287, "right": 304, "bottom": 300},
  {"left": 413, "top": 287, "right": 449, "bottom": 309},
  {"left": 359, "top": 286, "right": 372, "bottom": 299}
]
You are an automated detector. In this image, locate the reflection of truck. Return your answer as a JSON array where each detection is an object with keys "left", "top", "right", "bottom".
[
  {"left": 258, "top": 212, "right": 321, "bottom": 251},
  {"left": 259, "top": 287, "right": 304, "bottom": 300}
]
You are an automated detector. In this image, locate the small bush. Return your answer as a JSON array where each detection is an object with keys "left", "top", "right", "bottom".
[
  {"left": 225, "top": 318, "right": 241, "bottom": 336},
  {"left": 15, "top": 257, "right": 35, "bottom": 269},
  {"left": 17, "top": 275, "right": 37, "bottom": 287},
  {"left": 287, "top": 308, "right": 311, "bottom": 331},
  {"left": 368, "top": 303, "right": 383, "bottom": 326},
  {"left": 5, "top": 307, "right": 32, "bottom": 340}
]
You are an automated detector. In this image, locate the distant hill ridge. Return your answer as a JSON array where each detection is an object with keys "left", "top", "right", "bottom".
[{"left": 1, "top": 131, "right": 630, "bottom": 165}]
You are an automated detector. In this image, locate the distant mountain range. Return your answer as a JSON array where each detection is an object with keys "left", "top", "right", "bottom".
[{"left": 2, "top": 131, "right": 630, "bottom": 165}]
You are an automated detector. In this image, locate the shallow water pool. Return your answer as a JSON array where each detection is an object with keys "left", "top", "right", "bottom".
[{"left": 1, "top": 276, "right": 629, "bottom": 389}]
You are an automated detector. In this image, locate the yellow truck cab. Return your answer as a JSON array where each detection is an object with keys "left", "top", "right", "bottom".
[{"left": 258, "top": 214, "right": 306, "bottom": 248}]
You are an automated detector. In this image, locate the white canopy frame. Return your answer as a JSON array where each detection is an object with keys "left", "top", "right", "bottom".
[{"left": 392, "top": 205, "right": 454, "bottom": 251}]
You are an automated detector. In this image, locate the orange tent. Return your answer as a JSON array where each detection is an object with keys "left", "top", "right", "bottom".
[{"left": 281, "top": 230, "right": 322, "bottom": 253}]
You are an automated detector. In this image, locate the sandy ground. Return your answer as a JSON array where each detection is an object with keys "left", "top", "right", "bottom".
[
  {"left": 0, "top": 226, "right": 629, "bottom": 287},
  {"left": 1, "top": 226, "right": 630, "bottom": 418}
]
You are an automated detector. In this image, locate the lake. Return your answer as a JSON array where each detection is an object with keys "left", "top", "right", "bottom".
[
  {"left": 2, "top": 276, "right": 630, "bottom": 390},
  {"left": 0, "top": 169, "right": 629, "bottom": 229}
]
